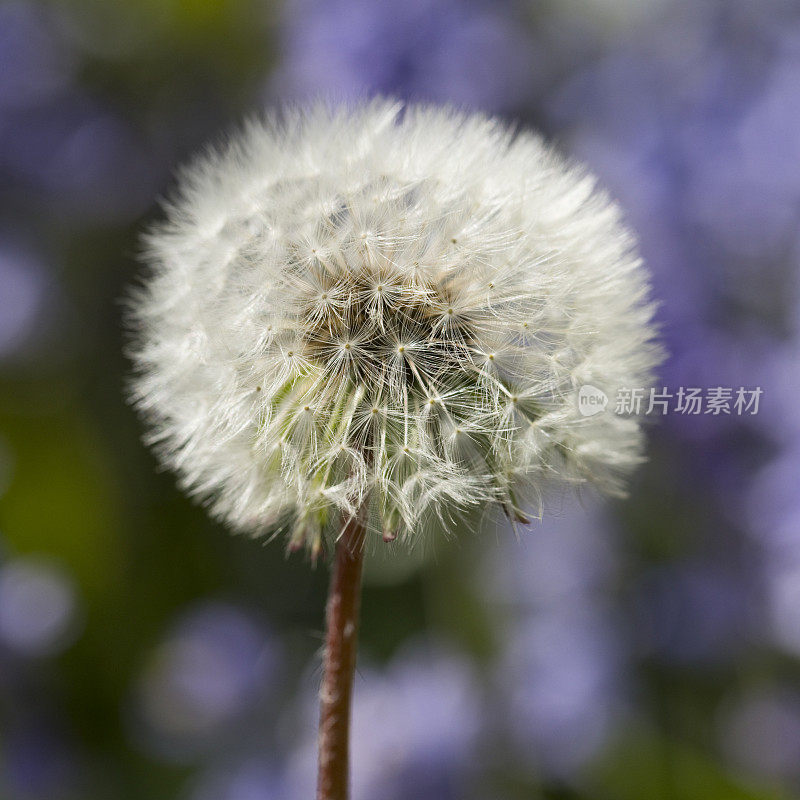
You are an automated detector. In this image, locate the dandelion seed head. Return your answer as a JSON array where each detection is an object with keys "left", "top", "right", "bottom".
[{"left": 127, "top": 100, "right": 662, "bottom": 552}]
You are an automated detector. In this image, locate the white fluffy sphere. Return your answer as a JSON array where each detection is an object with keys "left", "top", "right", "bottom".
[{"left": 127, "top": 100, "right": 661, "bottom": 553}]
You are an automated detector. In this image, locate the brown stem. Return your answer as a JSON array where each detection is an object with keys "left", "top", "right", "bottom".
[{"left": 317, "top": 508, "right": 366, "bottom": 800}]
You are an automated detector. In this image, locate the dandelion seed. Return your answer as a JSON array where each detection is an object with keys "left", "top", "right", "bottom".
[{"left": 127, "top": 99, "right": 661, "bottom": 551}]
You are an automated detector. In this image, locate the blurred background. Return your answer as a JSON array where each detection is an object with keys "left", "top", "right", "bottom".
[{"left": 1, "top": 0, "right": 800, "bottom": 797}]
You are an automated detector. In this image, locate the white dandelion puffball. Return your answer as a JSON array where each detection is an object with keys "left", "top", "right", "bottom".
[{"left": 128, "top": 100, "right": 661, "bottom": 553}]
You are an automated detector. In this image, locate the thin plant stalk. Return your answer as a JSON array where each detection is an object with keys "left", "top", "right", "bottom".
[{"left": 317, "top": 508, "right": 367, "bottom": 800}]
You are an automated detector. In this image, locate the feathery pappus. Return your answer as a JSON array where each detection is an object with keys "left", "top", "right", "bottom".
[{"left": 127, "top": 100, "right": 662, "bottom": 555}]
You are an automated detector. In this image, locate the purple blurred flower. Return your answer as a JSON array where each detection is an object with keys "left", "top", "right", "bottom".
[
  {"left": 271, "top": 0, "right": 538, "bottom": 112},
  {"left": 756, "top": 339, "right": 800, "bottom": 443},
  {"left": 483, "top": 499, "right": 626, "bottom": 776},
  {"left": 0, "top": 724, "right": 77, "bottom": 800},
  {"left": 0, "top": 2, "right": 158, "bottom": 224},
  {"left": 0, "top": 557, "right": 81, "bottom": 658},
  {"left": 1, "top": 96, "right": 158, "bottom": 223},
  {"left": 131, "top": 602, "right": 280, "bottom": 761},
  {"left": 749, "top": 438, "right": 800, "bottom": 655},
  {"left": 0, "top": 240, "right": 53, "bottom": 360},
  {"left": 634, "top": 561, "right": 754, "bottom": 664},
  {"left": 548, "top": 3, "right": 799, "bottom": 367},
  {"left": 496, "top": 607, "right": 625, "bottom": 777},
  {"left": 749, "top": 442, "right": 800, "bottom": 556},
  {"left": 743, "top": 279, "right": 800, "bottom": 656},
  {"left": 0, "top": 2, "right": 74, "bottom": 109},
  {"left": 481, "top": 497, "right": 617, "bottom": 611}
]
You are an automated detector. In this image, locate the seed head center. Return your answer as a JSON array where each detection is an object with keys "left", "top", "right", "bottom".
[{"left": 299, "top": 265, "right": 475, "bottom": 396}]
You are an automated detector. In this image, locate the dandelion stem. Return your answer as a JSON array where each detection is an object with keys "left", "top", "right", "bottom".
[{"left": 317, "top": 507, "right": 366, "bottom": 800}]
